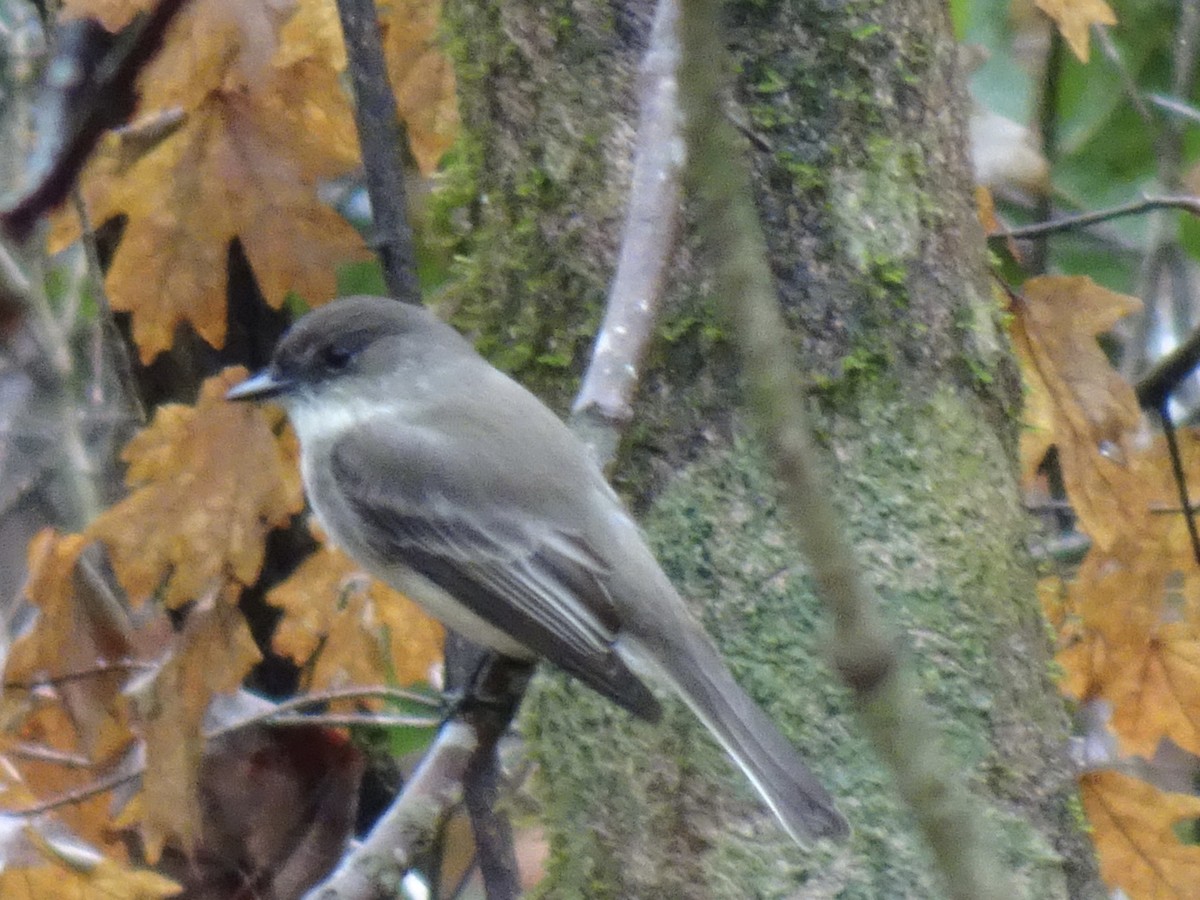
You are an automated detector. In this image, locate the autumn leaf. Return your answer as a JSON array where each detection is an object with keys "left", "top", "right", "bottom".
[
  {"left": 88, "top": 368, "right": 303, "bottom": 608},
  {"left": 51, "top": 0, "right": 460, "bottom": 362},
  {"left": 381, "top": 0, "right": 460, "bottom": 174},
  {"left": 53, "top": 0, "right": 367, "bottom": 362},
  {"left": 1100, "top": 621, "right": 1200, "bottom": 757},
  {"left": 1011, "top": 275, "right": 1144, "bottom": 552},
  {"left": 1082, "top": 770, "right": 1200, "bottom": 897},
  {"left": 0, "top": 825, "right": 181, "bottom": 899},
  {"left": 0, "top": 704, "right": 132, "bottom": 860},
  {"left": 126, "top": 590, "right": 261, "bottom": 861},
  {"left": 1035, "top": 0, "right": 1117, "bottom": 61},
  {"left": 6, "top": 531, "right": 136, "bottom": 761},
  {"left": 1048, "top": 427, "right": 1200, "bottom": 760},
  {"left": 268, "top": 530, "right": 443, "bottom": 694}
]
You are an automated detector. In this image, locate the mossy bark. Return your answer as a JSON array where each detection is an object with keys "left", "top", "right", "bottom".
[{"left": 438, "top": 0, "right": 1100, "bottom": 896}]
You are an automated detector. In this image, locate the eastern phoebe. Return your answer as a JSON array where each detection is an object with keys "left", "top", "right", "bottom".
[{"left": 228, "top": 295, "right": 847, "bottom": 845}]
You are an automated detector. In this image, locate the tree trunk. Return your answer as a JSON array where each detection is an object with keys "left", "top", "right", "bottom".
[{"left": 438, "top": 0, "right": 1101, "bottom": 896}]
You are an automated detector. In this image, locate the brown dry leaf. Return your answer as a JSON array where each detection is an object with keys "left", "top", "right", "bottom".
[
  {"left": 974, "top": 186, "right": 999, "bottom": 235},
  {"left": 127, "top": 591, "right": 261, "bottom": 861},
  {"left": 53, "top": 0, "right": 367, "bottom": 363},
  {"left": 1011, "top": 275, "right": 1143, "bottom": 551},
  {"left": 6, "top": 531, "right": 136, "bottom": 778},
  {"left": 1053, "top": 549, "right": 1158, "bottom": 705},
  {"left": 268, "top": 533, "right": 443, "bottom": 692},
  {"left": 1, "top": 704, "right": 131, "bottom": 860},
  {"left": 1103, "top": 619, "right": 1200, "bottom": 756},
  {"left": 1082, "top": 770, "right": 1200, "bottom": 897},
  {"left": 88, "top": 368, "right": 303, "bottom": 608},
  {"left": 1047, "top": 433, "right": 1200, "bottom": 758},
  {"left": 6, "top": 531, "right": 89, "bottom": 682},
  {"left": 381, "top": 0, "right": 460, "bottom": 174},
  {"left": 0, "top": 826, "right": 181, "bottom": 899},
  {"left": 60, "top": 0, "right": 295, "bottom": 104},
  {"left": 1035, "top": 0, "right": 1116, "bottom": 61}
]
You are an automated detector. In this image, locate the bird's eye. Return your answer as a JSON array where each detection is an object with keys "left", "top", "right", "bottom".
[{"left": 322, "top": 344, "right": 355, "bottom": 371}]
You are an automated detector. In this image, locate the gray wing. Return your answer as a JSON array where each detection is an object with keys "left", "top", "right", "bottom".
[{"left": 329, "top": 423, "right": 661, "bottom": 721}]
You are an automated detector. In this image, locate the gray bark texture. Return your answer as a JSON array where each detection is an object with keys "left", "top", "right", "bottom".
[{"left": 435, "top": 0, "right": 1102, "bottom": 896}]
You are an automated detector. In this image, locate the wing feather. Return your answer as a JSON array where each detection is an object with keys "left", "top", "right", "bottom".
[{"left": 328, "top": 426, "right": 661, "bottom": 720}]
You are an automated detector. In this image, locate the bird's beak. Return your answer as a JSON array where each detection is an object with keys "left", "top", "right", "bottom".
[{"left": 226, "top": 369, "right": 293, "bottom": 402}]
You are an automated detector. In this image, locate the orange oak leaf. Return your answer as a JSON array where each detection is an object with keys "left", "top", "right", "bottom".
[
  {"left": 53, "top": 0, "right": 367, "bottom": 362},
  {"left": 1034, "top": 0, "right": 1116, "bottom": 61},
  {"left": 126, "top": 590, "right": 261, "bottom": 861},
  {"left": 0, "top": 825, "right": 181, "bottom": 899},
  {"left": 268, "top": 531, "right": 443, "bottom": 692},
  {"left": 1082, "top": 770, "right": 1200, "bottom": 897},
  {"left": 1011, "top": 275, "right": 1144, "bottom": 552},
  {"left": 381, "top": 0, "right": 460, "bottom": 174},
  {"left": 88, "top": 368, "right": 304, "bottom": 608},
  {"left": 1, "top": 703, "right": 133, "bottom": 861},
  {"left": 6, "top": 531, "right": 136, "bottom": 761}
]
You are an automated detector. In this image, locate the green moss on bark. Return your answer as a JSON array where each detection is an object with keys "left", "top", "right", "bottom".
[{"left": 436, "top": 0, "right": 1098, "bottom": 894}]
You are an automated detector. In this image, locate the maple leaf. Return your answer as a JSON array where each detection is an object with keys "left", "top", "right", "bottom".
[
  {"left": 1103, "top": 621, "right": 1200, "bottom": 757},
  {"left": 126, "top": 589, "right": 261, "bottom": 861},
  {"left": 1082, "top": 770, "right": 1200, "bottom": 897},
  {"left": 1011, "top": 275, "right": 1144, "bottom": 552},
  {"left": 268, "top": 528, "right": 443, "bottom": 694},
  {"left": 88, "top": 368, "right": 304, "bottom": 608},
  {"left": 1035, "top": 0, "right": 1117, "bottom": 61}
]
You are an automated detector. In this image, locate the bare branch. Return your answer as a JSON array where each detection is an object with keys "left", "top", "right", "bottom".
[
  {"left": 333, "top": 0, "right": 420, "bottom": 305},
  {"left": 570, "top": 0, "right": 681, "bottom": 468},
  {"left": 989, "top": 194, "right": 1200, "bottom": 241}
]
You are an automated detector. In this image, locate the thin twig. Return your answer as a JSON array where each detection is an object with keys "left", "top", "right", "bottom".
[
  {"left": 333, "top": 0, "right": 420, "bottom": 305},
  {"left": 263, "top": 712, "right": 440, "bottom": 729},
  {"left": 204, "top": 685, "right": 442, "bottom": 741},
  {"left": 1148, "top": 93, "right": 1200, "bottom": 126},
  {"left": 8, "top": 743, "right": 96, "bottom": 769},
  {"left": 677, "top": 1, "right": 1017, "bottom": 897},
  {"left": 989, "top": 195, "right": 1200, "bottom": 241},
  {"left": 1028, "top": 27, "right": 1063, "bottom": 275},
  {"left": 4, "top": 659, "right": 155, "bottom": 691},
  {"left": 570, "top": 0, "right": 682, "bottom": 468},
  {"left": 1094, "top": 26, "right": 1155, "bottom": 127},
  {"left": 462, "top": 735, "right": 520, "bottom": 900},
  {"left": 302, "top": 657, "right": 531, "bottom": 900},
  {"left": 4, "top": 767, "right": 138, "bottom": 817}
]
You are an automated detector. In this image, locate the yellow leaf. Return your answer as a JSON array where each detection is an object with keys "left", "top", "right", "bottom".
[
  {"left": 88, "top": 369, "right": 303, "bottom": 608},
  {"left": 1082, "top": 770, "right": 1200, "bottom": 897},
  {"left": 1011, "top": 275, "right": 1143, "bottom": 551},
  {"left": 1104, "top": 621, "right": 1200, "bottom": 757},
  {"left": 128, "top": 591, "right": 261, "bottom": 860},
  {"left": 269, "top": 528, "right": 443, "bottom": 692},
  {"left": 0, "top": 826, "right": 180, "bottom": 898},
  {"left": 381, "top": 0, "right": 460, "bottom": 174},
  {"left": 1035, "top": 0, "right": 1117, "bottom": 61},
  {"left": 53, "top": 0, "right": 367, "bottom": 363}
]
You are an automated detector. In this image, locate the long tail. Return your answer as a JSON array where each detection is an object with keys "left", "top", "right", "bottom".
[{"left": 625, "top": 624, "right": 849, "bottom": 846}]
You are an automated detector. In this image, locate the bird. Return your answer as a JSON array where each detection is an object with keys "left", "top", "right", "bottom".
[{"left": 227, "top": 294, "right": 848, "bottom": 845}]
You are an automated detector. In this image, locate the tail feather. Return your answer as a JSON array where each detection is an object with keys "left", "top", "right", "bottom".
[{"left": 624, "top": 626, "right": 848, "bottom": 846}]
